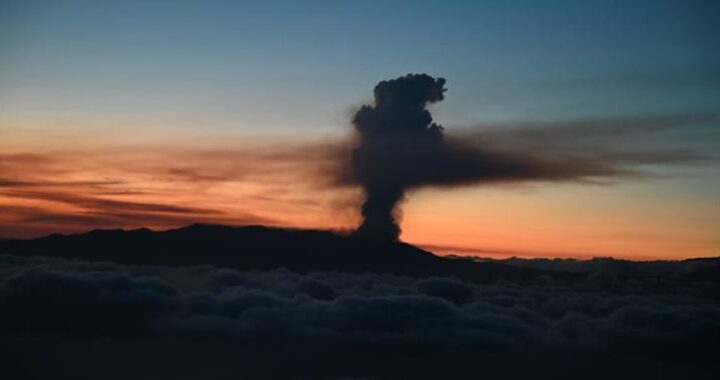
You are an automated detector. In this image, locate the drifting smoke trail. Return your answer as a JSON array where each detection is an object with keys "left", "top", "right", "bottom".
[{"left": 351, "top": 74, "right": 447, "bottom": 241}]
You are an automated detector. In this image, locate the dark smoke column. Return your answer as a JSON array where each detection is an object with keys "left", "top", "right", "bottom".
[{"left": 352, "top": 74, "right": 447, "bottom": 241}]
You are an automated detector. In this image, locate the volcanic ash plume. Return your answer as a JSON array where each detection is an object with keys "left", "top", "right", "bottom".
[
  {"left": 351, "top": 74, "right": 447, "bottom": 241},
  {"left": 347, "top": 74, "right": 708, "bottom": 242}
]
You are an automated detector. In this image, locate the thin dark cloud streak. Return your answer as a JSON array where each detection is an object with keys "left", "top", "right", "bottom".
[
  {"left": 454, "top": 113, "right": 719, "bottom": 151},
  {"left": 418, "top": 243, "right": 612, "bottom": 260},
  {"left": 0, "top": 178, "right": 125, "bottom": 188},
  {"left": 0, "top": 188, "right": 274, "bottom": 238},
  {"left": 0, "top": 202, "right": 274, "bottom": 239},
  {"left": 1, "top": 190, "right": 221, "bottom": 215}
]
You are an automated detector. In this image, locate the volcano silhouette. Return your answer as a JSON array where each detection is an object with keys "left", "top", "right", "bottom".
[{"left": 0, "top": 224, "right": 565, "bottom": 284}]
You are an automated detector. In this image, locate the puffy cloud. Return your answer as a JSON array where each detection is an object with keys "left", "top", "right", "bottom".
[
  {"left": 1, "top": 253, "right": 718, "bottom": 352},
  {"left": 1, "top": 253, "right": 718, "bottom": 379},
  {"left": 0, "top": 268, "right": 181, "bottom": 335},
  {"left": 416, "top": 276, "right": 475, "bottom": 305}
]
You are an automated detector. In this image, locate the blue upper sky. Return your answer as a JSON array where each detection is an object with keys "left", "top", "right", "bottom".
[{"left": 1, "top": 0, "right": 719, "bottom": 134}]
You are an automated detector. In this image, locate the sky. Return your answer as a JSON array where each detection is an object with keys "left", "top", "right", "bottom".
[{"left": 1, "top": 0, "right": 719, "bottom": 259}]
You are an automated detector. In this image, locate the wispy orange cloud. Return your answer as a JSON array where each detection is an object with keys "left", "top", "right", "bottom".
[{"left": 0, "top": 143, "right": 360, "bottom": 238}]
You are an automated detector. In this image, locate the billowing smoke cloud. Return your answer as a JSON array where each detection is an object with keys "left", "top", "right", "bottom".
[
  {"left": 351, "top": 74, "right": 447, "bottom": 241},
  {"left": 349, "top": 74, "right": 715, "bottom": 241}
]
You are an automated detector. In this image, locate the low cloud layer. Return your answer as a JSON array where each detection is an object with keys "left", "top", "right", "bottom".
[
  {"left": 2, "top": 254, "right": 718, "bottom": 348},
  {"left": 2, "top": 253, "right": 718, "bottom": 378}
]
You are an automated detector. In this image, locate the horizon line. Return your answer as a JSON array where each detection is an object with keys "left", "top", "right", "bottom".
[{"left": 2, "top": 223, "right": 717, "bottom": 263}]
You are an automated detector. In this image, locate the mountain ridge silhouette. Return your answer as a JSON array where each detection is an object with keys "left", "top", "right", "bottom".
[{"left": 0, "top": 224, "right": 567, "bottom": 284}]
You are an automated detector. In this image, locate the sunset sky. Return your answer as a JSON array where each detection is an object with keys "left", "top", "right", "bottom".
[{"left": 1, "top": 0, "right": 719, "bottom": 259}]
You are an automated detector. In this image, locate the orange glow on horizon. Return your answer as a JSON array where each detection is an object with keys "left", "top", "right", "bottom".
[{"left": 1, "top": 120, "right": 718, "bottom": 260}]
